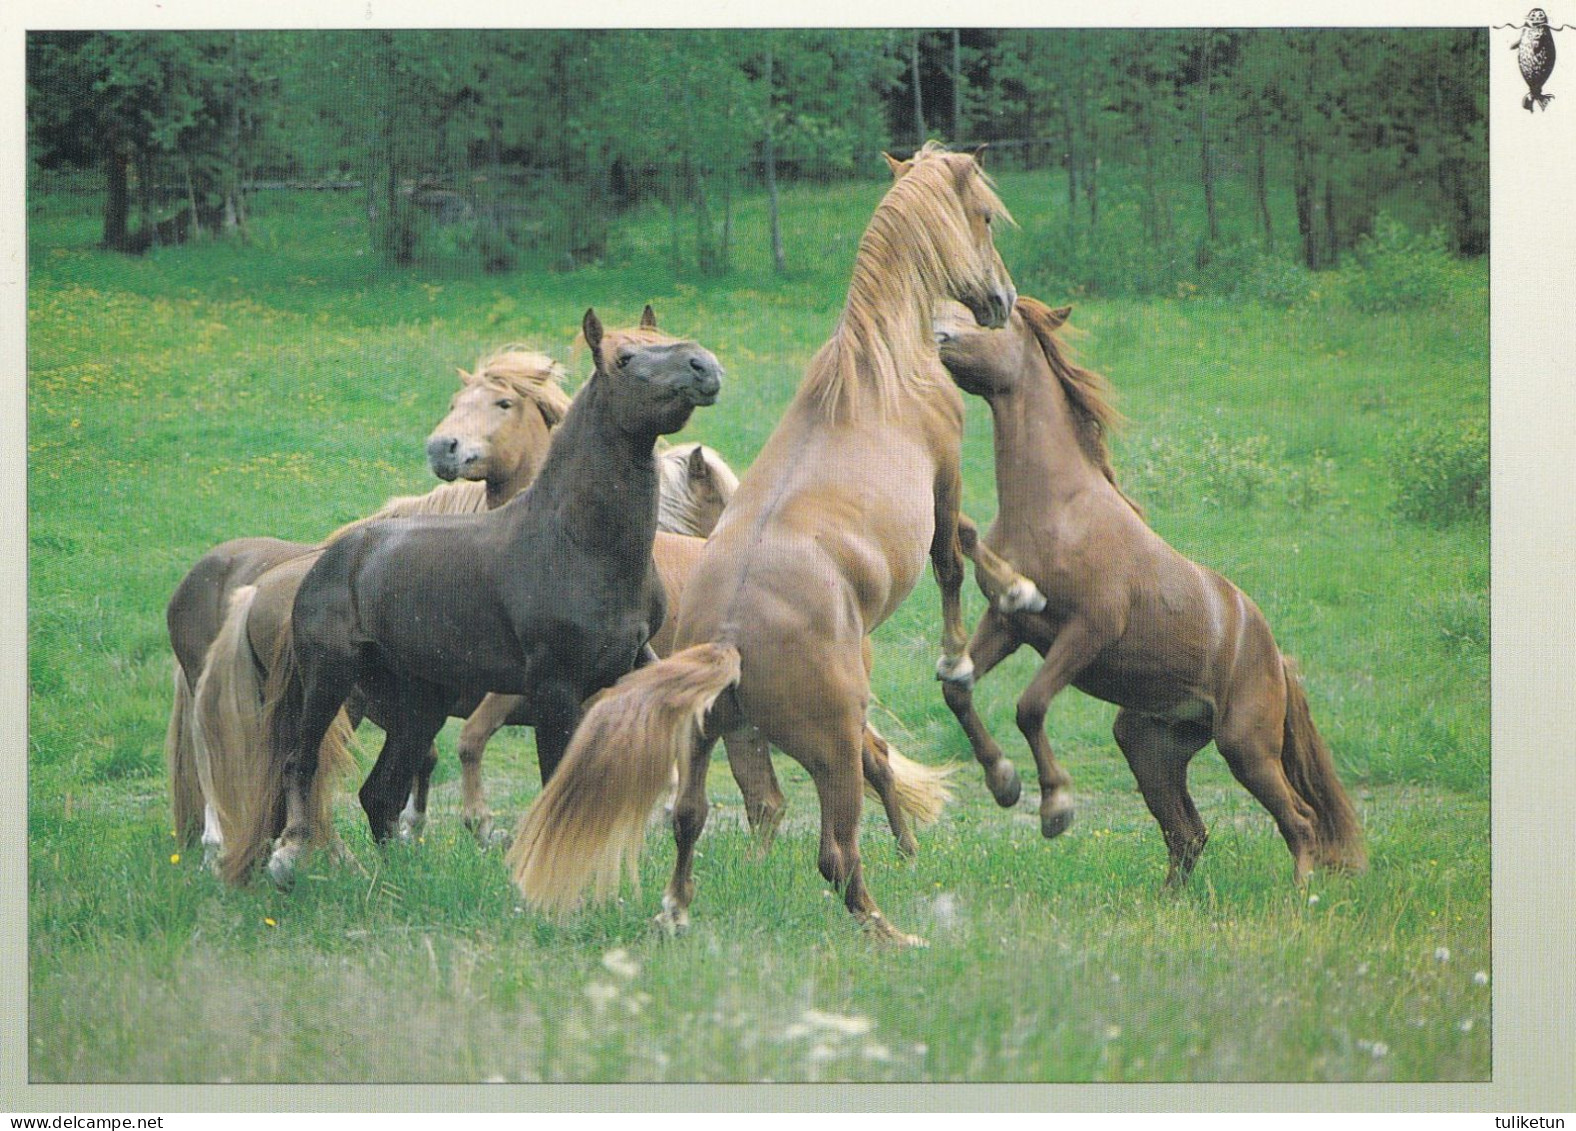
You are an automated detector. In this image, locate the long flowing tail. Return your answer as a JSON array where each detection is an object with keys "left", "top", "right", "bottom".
[
  {"left": 217, "top": 610, "right": 354, "bottom": 886},
  {"left": 165, "top": 662, "right": 205, "bottom": 845},
  {"left": 508, "top": 642, "right": 741, "bottom": 913},
  {"left": 864, "top": 724, "right": 955, "bottom": 826},
  {"left": 1280, "top": 657, "right": 1367, "bottom": 872}
]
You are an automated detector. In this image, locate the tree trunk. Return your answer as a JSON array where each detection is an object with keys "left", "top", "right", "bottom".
[
  {"left": 951, "top": 29, "right": 963, "bottom": 141},
  {"left": 102, "top": 136, "right": 131, "bottom": 251},
  {"left": 1198, "top": 31, "right": 1220, "bottom": 249},
  {"left": 911, "top": 32, "right": 928, "bottom": 145},
  {"left": 1294, "top": 134, "right": 1317, "bottom": 270},
  {"left": 1323, "top": 176, "right": 1338, "bottom": 267},
  {"left": 763, "top": 48, "right": 786, "bottom": 273},
  {"left": 1253, "top": 105, "right": 1273, "bottom": 249}
]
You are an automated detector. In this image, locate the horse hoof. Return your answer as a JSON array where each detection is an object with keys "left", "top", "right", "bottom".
[
  {"left": 653, "top": 908, "right": 689, "bottom": 938},
  {"left": 864, "top": 914, "right": 928, "bottom": 949},
  {"left": 936, "top": 653, "right": 975, "bottom": 687},
  {"left": 1040, "top": 799, "right": 1074, "bottom": 840},
  {"left": 265, "top": 852, "right": 297, "bottom": 891},
  {"left": 987, "top": 763, "right": 1022, "bottom": 808},
  {"left": 1000, "top": 577, "right": 1048, "bottom": 615}
]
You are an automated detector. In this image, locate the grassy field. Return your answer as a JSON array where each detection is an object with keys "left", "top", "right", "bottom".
[{"left": 25, "top": 168, "right": 1489, "bottom": 1084}]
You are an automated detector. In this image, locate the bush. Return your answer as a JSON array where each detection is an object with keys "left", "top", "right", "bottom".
[
  {"left": 1391, "top": 420, "right": 1489, "bottom": 525},
  {"left": 1126, "top": 431, "right": 1337, "bottom": 511},
  {"left": 1340, "top": 214, "right": 1458, "bottom": 312}
]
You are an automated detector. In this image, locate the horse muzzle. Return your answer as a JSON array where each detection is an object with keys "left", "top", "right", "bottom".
[
  {"left": 426, "top": 435, "right": 483, "bottom": 481},
  {"left": 681, "top": 356, "right": 724, "bottom": 406},
  {"left": 968, "top": 285, "right": 1016, "bottom": 330}
]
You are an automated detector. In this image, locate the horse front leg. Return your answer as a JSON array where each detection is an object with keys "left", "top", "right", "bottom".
[
  {"left": 930, "top": 470, "right": 974, "bottom": 686},
  {"left": 941, "top": 609, "right": 1026, "bottom": 808},
  {"left": 958, "top": 514, "right": 1047, "bottom": 615}
]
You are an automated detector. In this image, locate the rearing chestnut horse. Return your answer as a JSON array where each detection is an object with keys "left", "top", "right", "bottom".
[
  {"left": 933, "top": 296, "right": 1366, "bottom": 886},
  {"left": 231, "top": 308, "right": 723, "bottom": 887},
  {"left": 509, "top": 144, "right": 1026, "bottom": 946}
]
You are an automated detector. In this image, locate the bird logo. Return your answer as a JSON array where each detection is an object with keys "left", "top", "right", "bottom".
[{"left": 1506, "top": 8, "right": 1564, "bottom": 111}]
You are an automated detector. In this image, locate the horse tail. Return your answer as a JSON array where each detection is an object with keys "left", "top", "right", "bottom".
[
  {"left": 864, "top": 726, "right": 956, "bottom": 826},
  {"left": 165, "top": 662, "right": 204, "bottom": 846},
  {"left": 192, "top": 585, "right": 266, "bottom": 859},
  {"left": 508, "top": 642, "right": 742, "bottom": 913},
  {"left": 218, "top": 610, "right": 355, "bottom": 886},
  {"left": 1280, "top": 656, "right": 1367, "bottom": 873}
]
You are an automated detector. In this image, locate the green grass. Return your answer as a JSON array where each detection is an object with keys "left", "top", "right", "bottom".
[{"left": 26, "top": 169, "right": 1489, "bottom": 1083}]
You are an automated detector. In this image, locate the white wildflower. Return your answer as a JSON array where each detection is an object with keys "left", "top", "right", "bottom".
[{"left": 602, "top": 947, "right": 641, "bottom": 979}]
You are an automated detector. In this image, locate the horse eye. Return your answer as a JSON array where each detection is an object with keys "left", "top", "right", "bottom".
[
  {"left": 616, "top": 352, "right": 633, "bottom": 368},
  {"left": 496, "top": 399, "right": 514, "bottom": 410}
]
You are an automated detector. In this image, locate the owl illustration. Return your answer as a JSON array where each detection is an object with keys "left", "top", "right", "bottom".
[{"left": 1514, "top": 8, "right": 1557, "bottom": 110}]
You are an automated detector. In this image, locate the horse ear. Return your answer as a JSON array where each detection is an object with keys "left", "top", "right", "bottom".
[
  {"left": 1047, "top": 305, "right": 1074, "bottom": 329},
  {"left": 687, "top": 444, "right": 709, "bottom": 480},
  {"left": 640, "top": 304, "right": 658, "bottom": 329},
  {"left": 456, "top": 367, "right": 473, "bottom": 386},
  {"left": 970, "top": 143, "right": 988, "bottom": 169},
  {"left": 582, "top": 308, "right": 604, "bottom": 365},
  {"left": 882, "top": 151, "right": 912, "bottom": 180}
]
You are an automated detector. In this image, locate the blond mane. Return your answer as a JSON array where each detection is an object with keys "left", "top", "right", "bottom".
[
  {"left": 467, "top": 346, "right": 573, "bottom": 428},
  {"left": 805, "top": 142, "right": 1014, "bottom": 422},
  {"left": 656, "top": 442, "right": 739, "bottom": 536}
]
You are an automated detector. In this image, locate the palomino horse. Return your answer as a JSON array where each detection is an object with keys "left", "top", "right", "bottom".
[
  {"left": 509, "top": 143, "right": 1032, "bottom": 946},
  {"left": 932, "top": 296, "right": 1366, "bottom": 885},
  {"left": 228, "top": 308, "right": 723, "bottom": 887},
  {"left": 166, "top": 346, "right": 574, "bottom": 851}
]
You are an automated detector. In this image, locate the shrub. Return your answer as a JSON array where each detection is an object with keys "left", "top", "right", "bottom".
[
  {"left": 1341, "top": 214, "right": 1458, "bottom": 312},
  {"left": 1391, "top": 420, "right": 1489, "bottom": 525},
  {"left": 1125, "top": 431, "right": 1337, "bottom": 511}
]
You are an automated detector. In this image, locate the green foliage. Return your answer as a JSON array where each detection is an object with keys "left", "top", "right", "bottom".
[
  {"left": 1127, "top": 431, "right": 1337, "bottom": 512},
  {"left": 1391, "top": 420, "right": 1490, "bottom": 526},
  {"left": 1342, "top": 215, "right": 1461, "bottom": 313}
]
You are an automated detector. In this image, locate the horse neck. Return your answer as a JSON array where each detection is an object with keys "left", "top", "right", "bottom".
[
  {"left": 822, "top": 222, "right": 952, "bottom": 417},
  {"left": 985, "top": 355, "right": 1106, "bottom": 524},
  {"left": 526, "top": 377, "right": 660, "bottom": 554},
  {"left": 486, "top": 440, "right": 544, "bottom": 509}
]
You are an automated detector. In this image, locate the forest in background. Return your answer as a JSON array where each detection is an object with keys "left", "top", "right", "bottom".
[{"left": 27, "top": 29, "right": 1487, "bottom": 290}]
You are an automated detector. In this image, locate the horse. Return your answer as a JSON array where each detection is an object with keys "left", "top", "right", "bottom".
[
  {"left": 166, "top": 346, "right": 574, "bottom": 852},
  {"left": 187, "top": 442, "right": 744, "bottom": 869},
  {"left": 225, "top": 307, "right": 724, "bottom": 888},
  {"left": 931, "top": 295, "right": 1366, "bottom": 886},
  {"left": 508, "top": 143, "right": 1029, "bottom": 947}
]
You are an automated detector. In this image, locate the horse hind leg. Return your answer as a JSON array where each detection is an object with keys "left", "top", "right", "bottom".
[
  {"left": 1213, "top": 695, "right": 1322, "bottom": 884},
  {"left": 721, "top": 725, "right": 785, "bottom": 855},
  {"left": 1112, "top": 709, "right": 1211, "bottom": 888},
  {"left": 655, "top": 730, "right": 721, "bottom": 935},
  {"left": 454, "top": 693, "right": 521, "bottom": 846},
  {"left": 809, "top": 733, "right": 925, "bottom": 948}
]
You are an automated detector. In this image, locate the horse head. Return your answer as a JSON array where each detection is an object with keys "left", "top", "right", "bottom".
[
  {"left": 934, "top": 296, "right": 1073, "bottom": 399},
  {"left": 426, "top": 348, "right": 567, "bottom": 487},
  {"left": 884, "top": 143, "right": 1017, "bottom": 329},
  {"left": 583, "top": 306, "right": 724, "bottom": 440}
]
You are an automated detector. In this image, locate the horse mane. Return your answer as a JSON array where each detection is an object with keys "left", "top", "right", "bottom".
[
  {"left": 1016, "top": 296, "right": 1144, "bottom": 519},
  {"left": 468, "top": 346, "right": 573, "bottom": 428},
  {"left": 322, "top": 479, "right": 490, "bottom": 544},
  {"left": 806, "top": 142, "right": 1013, "bottom": 422},
  {"left": 656, "top": 442, "right": 739, "bottom": 536}
]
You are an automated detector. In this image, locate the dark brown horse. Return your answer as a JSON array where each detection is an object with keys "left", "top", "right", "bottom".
[
  {"left": 228, "top": 308, "right": 723, "bottom": 887},
  {"left": 933, "top": 296, "right": 1366, "bottom": 886},
  {"left": 166, "top": 348, "right": 573, "bottom": 855},
  {"left": 509, "top": 143, "right": 1022, "bottom": 946}
]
